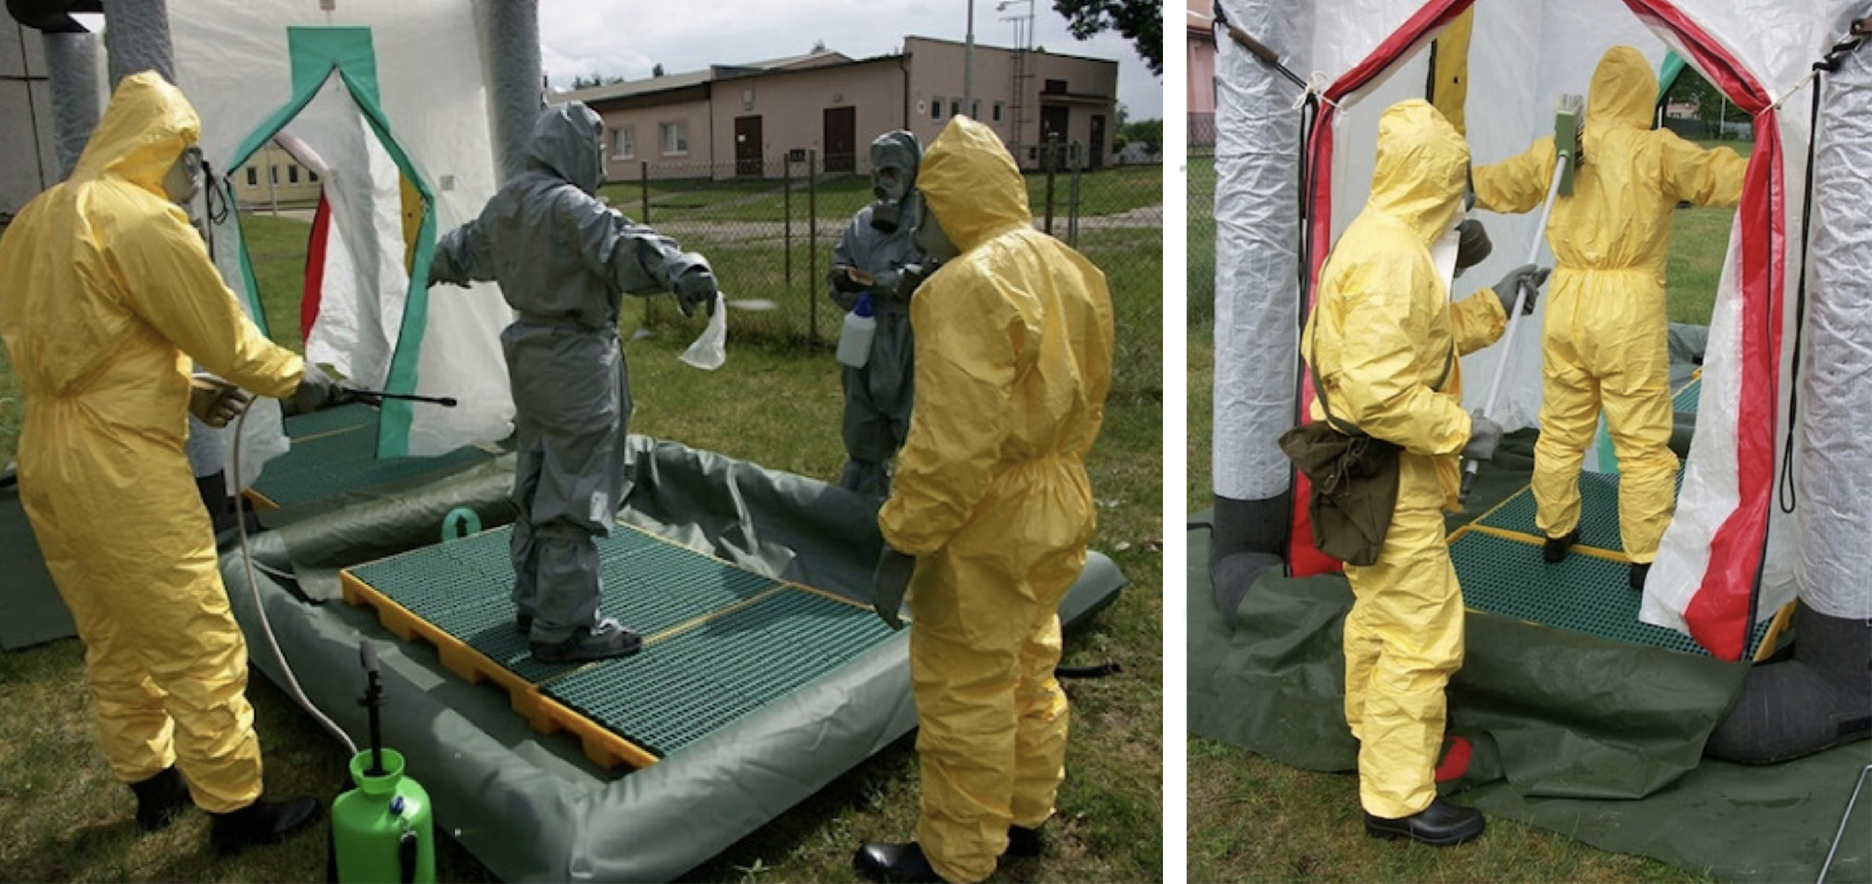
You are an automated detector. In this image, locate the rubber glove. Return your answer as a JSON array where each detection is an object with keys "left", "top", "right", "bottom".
[
  {"left": 1492, "top": 264, "right": 1551, "bottom": 317},
  {"left": 872, "top": 547, "right": 916, "bottom": 630},
  {"left": 674, "top": 266, "right": 719, "bottom": 318},
  {"left": 1462, "top": 411, "right": 1504, "bottom": 462},
  {"left": 188, "top": 375, "right": 253, "bottom": 428},
  {"left": 291, "top": 362, "right": 345, "bottom": 414}
]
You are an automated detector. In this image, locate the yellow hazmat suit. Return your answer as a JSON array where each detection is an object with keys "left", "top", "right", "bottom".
[
  {"left": 1302, "top": 100, "right": 1507, "bottom": 819},
  {"left": 1473, "top": 46, "right": 1745, "bottom": 564},
  {"left": 877, "top": 116, "right": 1114, "bottom": 884},
  {"left": 0, "top": 73, "right": 305, "bottom": 813}
]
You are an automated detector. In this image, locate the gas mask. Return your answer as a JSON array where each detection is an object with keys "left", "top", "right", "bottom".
[
  {"left": 163, "top": 144, "right": 205, "bottom": 208},
  {"left": 1432, "top": 183, "right": 1492, "bottom": 287},
  {"left": 867, "top": 131, "right": 922, "bottom": 234}
]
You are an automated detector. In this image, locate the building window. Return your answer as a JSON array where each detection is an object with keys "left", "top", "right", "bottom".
[
  {"left": 660, "top": 121, "right": 688, "bottom": 156},
  {"left": 1044, "top": 78, "right": 1068, "bottom": 94},
  {"left": 270, "top": 167, "right": 278, "bottom": 184},
  {"left": 288, "top": 166, "right": 300, "bottom": 184},
  {"left": 611, "top": 126, "right": 635, "bottom": 159},
  {"left": 931, "top": 97, "right": 944, "bottom": 120},
  {"left": 993, "top": 101, "right": 1005, "bottom": 123},
  {"left": 309, "top": 170, "right": 319, "bottom": 183},
  {"left": 246, "top": 167, "right": 258, "bottom": 187},
  {"left": 950, "top": 99, "right": 961, "bottom": 117},
  {"left": 971, "top": 99, "right": 980, "bottom": 119}
]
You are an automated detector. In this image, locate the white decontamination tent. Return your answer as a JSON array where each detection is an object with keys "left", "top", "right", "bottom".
[{"left": 1209, "top": 0, "right": 1871, "bottom": 669}]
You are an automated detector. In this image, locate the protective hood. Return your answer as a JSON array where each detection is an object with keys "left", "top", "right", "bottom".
[
  {"left": 1583, "top": 46, "right": 1656, "bottom": 157},
  {"left": 917, "top": 116, "right": 1030, "bottom": 252},
  {"left": 1366, "top": 100, "right": 1469, "bottom": 246},
  {"left": 870, "top": 130, "right": 921, "bottom": 198},
  {"left": 72, "top": 71, "right": 200, "bottom": 196},
  {"left": 524, "top": 102, "right": 605, "bottom": 195}
]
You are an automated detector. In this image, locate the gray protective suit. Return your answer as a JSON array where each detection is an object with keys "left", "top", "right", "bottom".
[
  {"left": 430, "top": 103, "right": 712, "bottom": 644},
  {"left": 828, "top": 131, "right": 926, "bottom": 497}
]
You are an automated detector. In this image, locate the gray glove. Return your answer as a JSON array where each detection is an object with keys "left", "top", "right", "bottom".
[
  {"left": 673, "top": 266, "right": 719, "bottom": 318},
  {"left": 1462, "top": 411, "right": 1504, "bottom": 462},
  {"left": 290, "top": 362, "right": 344, "bottom": 414},
  {"left": 1492, "top": 263, "right": 1551, "bottom": 317},
  {"left": 872, "top": 547, "right": 916, "bottom": 630},
  {"left": 188, "top": 375, "right": 252, "bottom": 428}
]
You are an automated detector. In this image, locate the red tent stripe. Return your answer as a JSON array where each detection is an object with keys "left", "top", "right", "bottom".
[{"left": 301, "top": 192, "right": 332, "bottom": 342}]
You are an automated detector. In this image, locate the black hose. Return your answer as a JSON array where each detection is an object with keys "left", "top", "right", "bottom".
[{"left": 1055, "top": 662, "right": 1122, "bottom": 679}]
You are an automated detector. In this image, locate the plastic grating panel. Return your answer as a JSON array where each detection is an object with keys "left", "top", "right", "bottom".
[
  {"left": 1477, "top": 471, "right": 1684, "bottom": 554},
  {"left": 1673, "top": 377, "right": 1701, "bottom": 414},
  {"left": 253, "top": 404, "right": 487, "bottom": 507},
  {"left": 1451, "top": 530, "right": 1769, "bottom": 658},
  {"left": 543, "top": 587, "right": 897, "bottom": 757},
  {"left": 350, "top": 525, "right": 783, "bottom": 684}
]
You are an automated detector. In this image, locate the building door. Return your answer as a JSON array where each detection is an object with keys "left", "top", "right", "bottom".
[
  {"left": 823, "top": 106, "right": 856, "bottom": 173},
  {"left": 1089, "top": 113, "right": 1106, "bottom": 169},
  {"left": 1039, "top": 105, "right": 1070, "bottom": 167},
  {"left": 735, "top": 115, "right": 763, "bottom": 177}
]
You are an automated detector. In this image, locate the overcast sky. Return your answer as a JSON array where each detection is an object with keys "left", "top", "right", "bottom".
[{"left": 537, "top": 0, "right": 1164, "bottom": 121}]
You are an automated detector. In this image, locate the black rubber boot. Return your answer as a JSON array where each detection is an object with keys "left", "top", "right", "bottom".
[
  {"left": 1542, "top": 528, "right": 1581, "bottom": 563},
  {"left": 854, "top": 841, "right": 944, "bottom": 883},
  {"left": 516, "top": 612, "right": 533, "bottom": 634},
  {"left": 1629, "top": 561, "right": 1651, "bottom": 590},
  {"left": 1004, "top": 824, "right": 1043, "bottom": 858},
  {"left": 1364, "top": 797, "right": 1485, "bottom": 847},
  {"left": 129, "top": 766, "right": 192, "bottom": 832},
  {"left": 208, "top": 796, "right": 324, "bottom": 855},
  {"left": 530, "top": 619, "right": 642, "bottom": 664}
]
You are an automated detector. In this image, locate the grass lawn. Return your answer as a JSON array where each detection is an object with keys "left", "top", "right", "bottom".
[
  {"left": 1185, "top": 178, "right": 1740, "bottom": 881},
  {"left": 0, "top": 208, "right": 1163, "bottom": 883}
]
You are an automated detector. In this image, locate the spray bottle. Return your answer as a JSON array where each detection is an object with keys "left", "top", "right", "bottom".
[
  {"left": 837, "top": 292, "right": 877, "bottom": 369},
  {"left": 332, "top": 641, "right": 435, "bottom": 883}
]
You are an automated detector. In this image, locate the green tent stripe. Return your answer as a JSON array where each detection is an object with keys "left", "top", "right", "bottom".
[
  {"left": 287, "top": 27, "right": 380, "bottom": 103},
  {"left": 1657, "top": 50, "right": 1686, "bottom": 104}
]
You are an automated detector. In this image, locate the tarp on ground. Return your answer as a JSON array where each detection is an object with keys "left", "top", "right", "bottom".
[{"left": 227, "top": 435, "right": 1126, "bottom": 882}]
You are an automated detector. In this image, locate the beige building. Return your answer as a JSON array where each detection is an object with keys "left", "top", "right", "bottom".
[
  {"left": 561, "top": 36, "right": 1120, "bottom": 180},
  {"left": 231, "top": 143, "right": 321, "bottom": 206}
]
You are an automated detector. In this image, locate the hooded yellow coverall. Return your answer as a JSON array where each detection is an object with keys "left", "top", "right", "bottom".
[
  {"left": 1473, "top": 46, "right": 1745, "bottom": 564},
  {"left": 878, "top": 116, "right": 1114, "bottom": 884},
  {"left": 1303, "top": 100, "right": 1508, "bottom": 819},
  {"left": 0, "top": 72, "right": 305, "bottom": 813}
]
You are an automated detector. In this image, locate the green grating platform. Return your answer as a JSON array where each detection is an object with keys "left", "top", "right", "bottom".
[
  {"left": 1476, "top": 471, "right": 1684, "bottom": 554},
  {"left": 1673, "top": 376, "right": 1701, "bottom": 414},
  {"left": 342, "top": 523, "right": 895, "bottom": 765},
  {"left": 250, "top": 403, "right": 490, "bottom": 508},
  {"left": 548, "top": 587, "right": 894, "bottom": 756},
  {"left": 1451, "top": 530, "right": 1770, "bottom": 658}
]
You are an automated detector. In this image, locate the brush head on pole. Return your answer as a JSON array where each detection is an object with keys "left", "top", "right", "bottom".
[{"left": 1554, "top": 93, "right": 1584, "bottom": 196}]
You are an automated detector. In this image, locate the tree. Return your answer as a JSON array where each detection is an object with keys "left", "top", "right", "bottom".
[
  {"left": 651, "top": 63, "right": 665, "bottom": 77},
  {"left": 1120, "top": 117, "right": 1161, "bottom": 154},
  {"left": 1051, "top": 0, "right": 1162, "bottom": 76}
]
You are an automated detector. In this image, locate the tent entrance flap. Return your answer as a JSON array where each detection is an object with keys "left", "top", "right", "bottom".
[{"left": 214, "top": 25, "right": 440, "bottom": 460}]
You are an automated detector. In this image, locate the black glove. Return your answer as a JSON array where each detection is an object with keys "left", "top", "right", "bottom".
[
  {"left": 1493, "top": 264, "right": 1551, "bottom": 317},
  {"left": 188, "top": 376, "right": 253, "bottom": 428},
  {"left": 1462, "top": 411, "right": 1504, "bottom": 462},
  {"left": 872, "top": 547, "right": 916, "bottom": 630},
  {"left": 830, "top": 264, "right": 867, "bottom": 294},
  {"left": 899, "top": 262, "right": 936, "bottom": 299},
  {"left": 290, "top": 362, "right": 345, "bottom": 414},
  {"left": 674, "top": 266, "right": 719, "bottom": 318}
]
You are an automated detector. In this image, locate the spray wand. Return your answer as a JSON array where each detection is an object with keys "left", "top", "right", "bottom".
[{"left": 359, "top": 641, "right": 386, "bottom": 776}]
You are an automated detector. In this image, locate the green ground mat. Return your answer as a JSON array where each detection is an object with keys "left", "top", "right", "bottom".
[
  {"left": 348, "top": 523, "right": 896, "bottom": 759},
  {"left": 1187, "top": 520, "right": 1871, "bottom": 882},
  {"left": 1675, "top": 376, "right": 1702, "bottom": 413},
  {"left": 252, "top": 403, "right": 490, "bottom": 508}
]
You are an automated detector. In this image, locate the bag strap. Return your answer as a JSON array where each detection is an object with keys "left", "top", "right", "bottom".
[{"left": 1308, "top": 308, "right": 1456, "bottom": 437}]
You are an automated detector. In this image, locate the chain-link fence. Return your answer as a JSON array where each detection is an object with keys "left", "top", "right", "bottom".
[
  {"left": 1188, "top": 135, "right": 1216, "bottom": 329},
  {"left": 603, "top": 143, "right": 1163, "bottom": 404}
]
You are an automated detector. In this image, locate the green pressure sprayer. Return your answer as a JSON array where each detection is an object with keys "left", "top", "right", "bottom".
[{"left": 332, "top": 641, "right": 435, "bottom": 884}]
